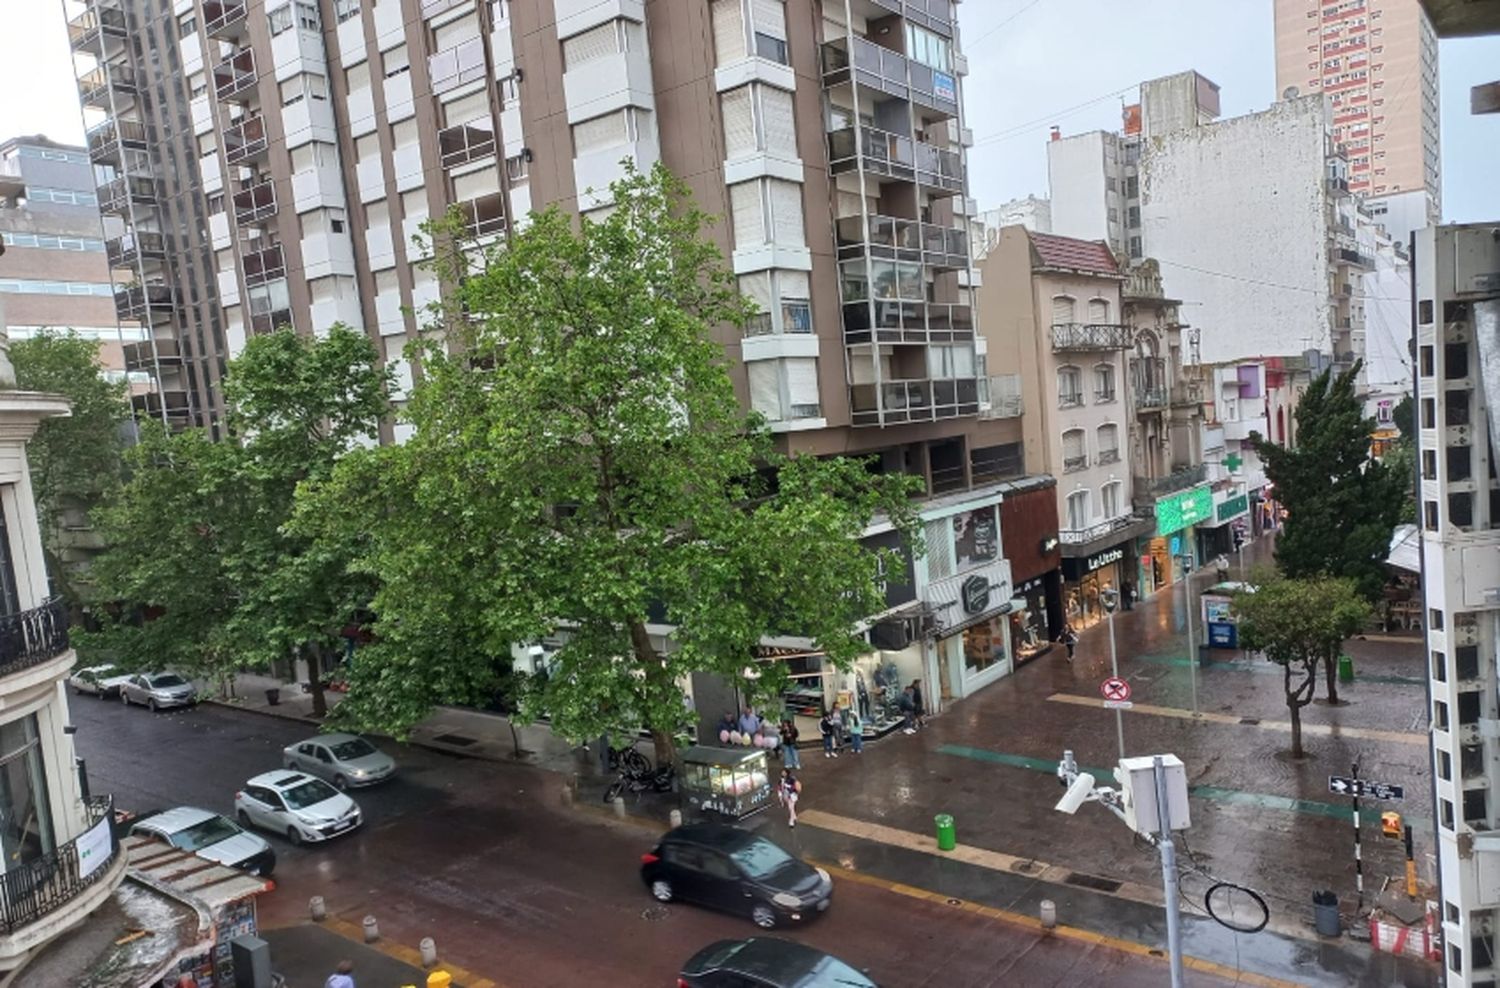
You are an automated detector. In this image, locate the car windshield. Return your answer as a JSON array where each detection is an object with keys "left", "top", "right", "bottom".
[
  {"left": 330, "top": 738, "right": 376, "bottom": 760},
  {"left": 728, "top": 838, "right": 797, "bottom": 879},
  {"left": 151, "top": 674, "right": 187, "bottom": 688},
  {"left": 169, "top": 815, "right": 240, "bottom": 851},
  {"left": 281, "top": 779, "right": 339, "bottom": 809},
  {"left": 808, "top": 957, "right": 874, "bottom": 987}
]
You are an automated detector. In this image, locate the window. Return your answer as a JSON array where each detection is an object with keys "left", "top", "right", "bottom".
[
  {"left": 178, "top": 13, "right": 197, "bottom": 37},
  {"left": 335, "top": 0, "right": 361, "bottom": 22},
  {"left": 562, "top": 20, "right": 636, "bottom": 71},
  {"left": 296, "top": 2, "right": 320, "bottom": 30},
  {"left": 23, "top": 187, "right": 98, "bottom": 206},
  {"left": 1125, "top": 175, "right": 1139, "bottom": 198},
  {"left": 1066, "top": 490, "right": 1090, "bottom": 530},
  {"left": 384, "top": 45, "right": 410, "bottom": 78},
  {"left": 0, "top": 232, "right": 105, "bottom": 252},
  {"left": 0, "top": 280, "right": 115, "bottom": 297},
  {"left": 728, "top": 178, "right": 804, "bottom": 250},
  {"left": 0, "top": 716, "right": 55, "bottom": 867},
  {"left": 1128, "top": 236, "right": 1142, "bottom": 259},
  {"left": 1102, "top": 481, "right": 1121, "bottom": 519},
  {"left": 1127, "top": 205, "right": 1140, "bottom": 228},
  {"left": 751, "top": 0, "right": 788, "bottom": 64},
  {"left": 720, "top": 84, "right": 796, "bottom": 159},
  {"left": 269, "top": 4, "right": 294, "bottom": 34},
  {"left": 505, "top": 152, "right": 528, "bottom": 181},
  {"left": 1097, "top": 424, "right": 1120, "bottom": 464},
  {"left": 1051, "top": 295, "right": 1076, "bottom": 324},
  {"left": 1062, "top": 429, "right": 1087, "bottom": 473},
  {"left": 1095, "top": 363, "right": 1116, "bottom": 402},
  {"left": 1087, "top": 297, "right": 1111, "bottom": 323},
  {"left": 571, "top": 108, "right": 652, "bottom": 157},
  {"left": 904, "top": 22, "right": 951, "bottom": 71},
  {"left": 927, "top": 344, "right": 975, "bottom": 380},
  {"left": 1058, "top": 366, "right": 1082, "bottom": 407},
  {"left": 710, "top": 0, "right": 746, "bottom": 64}
]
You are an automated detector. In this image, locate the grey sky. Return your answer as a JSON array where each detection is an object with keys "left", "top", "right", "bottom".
[{"left": 4, "top": 0, "right": 1495, "bottom": 221}]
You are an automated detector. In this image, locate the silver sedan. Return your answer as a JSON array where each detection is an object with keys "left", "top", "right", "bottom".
[
  {"left": 120, "top": 672, "right": 197, "bottom": 711},
  {"left": 282, "top": 733, "right": 395, "bottom": 789}
]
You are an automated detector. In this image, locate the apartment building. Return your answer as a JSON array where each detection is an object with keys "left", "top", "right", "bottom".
[
  {"left": 1273, "top": 0, "right": 1440, "bottom": 242},
  {"left": 0, "top": 136, "right": 140, "bottom": 387},
  {"left": 61, "top": 0, "right": 1033, "bottom": 491}
]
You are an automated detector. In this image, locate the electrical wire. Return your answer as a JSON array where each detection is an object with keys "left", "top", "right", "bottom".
[{"left": 965, "top": 0, "right": 1048, "bottom": 50}]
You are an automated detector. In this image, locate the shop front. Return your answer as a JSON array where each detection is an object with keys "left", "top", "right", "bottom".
[
  {"left": 926, "top": 558, "right": 1016, "bottom": 698},
  {"left": 1061, "top": 543, "right": 1130, "bottom": 630},
  {"left": 1152, "top": 482, "right": 1213, "bottom": 590},
  {"left": 998, "top": 477, "right": 1064, "bottom": 666},
  {"left": 1198, "top": 486, "right": 1250, "bottom": 558},
  {"left": 1009, "top": 573, "right": 1061, "bottom": 664}
]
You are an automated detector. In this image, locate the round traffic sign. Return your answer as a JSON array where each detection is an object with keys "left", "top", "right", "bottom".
[{"left": 1100, "top": 676, "right": 1131, "bottom": 702}]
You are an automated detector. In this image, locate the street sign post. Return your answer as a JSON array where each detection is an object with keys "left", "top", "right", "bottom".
[
  {"left": 1329, "top": 776, "right": 1405, "bottom": 800},
  {"left": 1103, "top": 699, "right": 1135, "bottom": 710},
  {"left": 1101, "top": 677, "right": 1132, "bottom": 703}
]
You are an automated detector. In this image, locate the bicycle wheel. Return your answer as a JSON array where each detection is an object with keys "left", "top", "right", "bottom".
[
  {"left": 604, "top": 780, "right": 624, "bottom": 803},
  {"left": 621, "top": 747, "right": 651, "bottom": 777}
]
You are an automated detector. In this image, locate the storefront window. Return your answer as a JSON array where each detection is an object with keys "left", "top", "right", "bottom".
[
  {"left": 0, "top": 715, "right": 55, "bottom": 870},
  {"left": 960, "top": 615, "right": 1009, "bottom": 676}
]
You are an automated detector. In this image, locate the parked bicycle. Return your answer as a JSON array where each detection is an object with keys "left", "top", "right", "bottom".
[
  {"left": 604, "top": 757, "right": 675, "bottom": 802},
  {"left": 607, "top": 743, "right": 651, "bottom": 777}
]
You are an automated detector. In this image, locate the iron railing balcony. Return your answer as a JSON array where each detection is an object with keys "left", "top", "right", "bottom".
[
  {"left": 1134, "top": 386, "right": 1169, "bottom": 411},
  {"left": 1050, "top": 322, "right": 1132, "bottom": 352},
  {"left": 422, "top": 0, "right": 474, "bottom": 17},
  {"left": 121, "top": 338, "right": 181, "bottom": 370},
  {"left": 1060, "top": 514, "right": 1142, "bottom": 546},
  {"left": 202, "top": 0, "right": 248, "bottom": 38},
  {"left": 67, "top": 5, "right": 127, "bottom": 53},
  {"left": 77, "top": 64, "right": 136, "bottom": 108},
  {"left": 0, "top": 598, "right": 71, "bottom": 679},
  {"left": 1133, "top": 463, "right": 1208, "bottom": 499},
  {"left": 848, "top": 377, "right": 979, "bottom": 427},
  {"left": 744, "top": 300, "right": 813, "bottom": 338},
  {"left": 232, "top": 180, "right": 276, "bottom": 225},
  {"left": 105, "top": 232, "right": 166, "bottom": 267},
  {"left": 1062, "top": 454, "right": 1089, "bottom": 473},
  {"left": 213, "top": 48, "right": 258, "bottom": 103},
  {"left": 0, "top": 795, "right": 117, "bottom": 935},
  {"left": 455, "top": 191, "right": 507, "bottom": 238},
  {"left": 223, "top": 115, "right": 269, "bottom": 165},
  {"left": 113, "top": 283, "right": 176, "bottom": 321},
  {"left": 86, "top": 118, "right": 148, "bottom": 165},
  {"left": 96, "top": 175, "right": 156, "bottom": 214},
  {"left": 241, "top": 243, "right": 287, "bottom": 287},
  {"left": 821, "top": 36, "right": 959, "bottom": 119},
  {"left": 834, "top": 214, "right": 969, "bottom": 269},
  {"left": 827, "top": 126, "right": 913, "bottom": 183},
  {"left": 438, "top": 121, "right": 497, "bottom": 169},
  {"left": 1058, "top": 391, "right": 1084, "bottom": 409},
  {"left": 429, "top": 38, "right": 486, "bottom": 95}
]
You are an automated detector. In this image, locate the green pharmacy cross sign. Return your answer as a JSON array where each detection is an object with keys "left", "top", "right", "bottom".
[
  {"left": 1224, "top": 452, "right": 1243, "bottom": 472},
  {"left": 1156, "top": 484, "right": 1214, "bottom": 536}
]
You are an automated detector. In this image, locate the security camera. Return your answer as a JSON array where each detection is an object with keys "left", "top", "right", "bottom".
[{"left": 1055, "top": 772, "right": 1097, "bottom": 815}]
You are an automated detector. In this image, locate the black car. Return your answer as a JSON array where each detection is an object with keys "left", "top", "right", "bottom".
[
  {"left": 642, "top": 824, "right": 832, "bottom": 929},
  {"left": 679, "top": 938, "right": 877, "bottom": 988}
]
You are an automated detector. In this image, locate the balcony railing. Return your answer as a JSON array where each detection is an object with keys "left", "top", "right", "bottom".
[
  {"left": 1095, "top": 388, "right": 1117, "bottom": 403},
  {"left": 1050, "top": 322, "right": 1132, "bottom": 351},
  {"left": 1060, "top": 515, "right": 1139, "bottom": 546},
  {"left": 438, "top": 121, "right": 497, "bottom": 169},
  {"left": 67, "top": 6, "right": 127, "bottom": 52},
  {"left": 980, "top": 374, "right": 1023, "bottom": 419},
  {"left": 106, "top": 232, "right": 165, "bottom": 266},
  {"left": 1133, "top": 463, "right": 1208, "bottom": 499},
  {"left": 455, "top": 191, "right": 507, "bottom": 238},
  {"left": 114, "top": 283, "right": 176, "bottom": 320},
  {"left": 827, "top": 126, "right": 963, "bottom": 194},
  {"left": 1098, "top": 449, "right": 1121, "bottom": 465},
  {"left": 96, "top": 175, "right": 156, "bottom": 213},
  {"left": 132, "top": 389, "right": 192, "bottom": 419},
  {"left": 202, "top": 0, "right": 248, "bottom": 38},
  {"left": 821, "top": 36, "right": 958, "bottom": 118},
  {"left": 744, "top": 301, "right": 813, "bottom": 337},
  {"left": 834, "top": 214, "right": 969, "bottom": 268},
  {"left": 0, "top": 796, "right": 117, "bottom": 934},
  {"left": 840, "top": 299, "right": 972, "bottom": 344},
  {"left": 213, "top": 49, "right": 258, "bottom": 102},
  {"left": 86, "top": 119, "right": 148, "bottom": 164},
  {"left": 0, "top": 598, "right": 71, "bottom": 679},
  {"left": 233, "top": 180, "right": 276, "bottom": 225},
  {"left": 223, "top": 116, "right": 269, "bottom": 164},
  {"left": 1059, "top": 392, "right": 1084, "bottom": 408},
  {"left": 77, "top": 65, "right": 136, "bottom": 107},
  {"left": 1134, "top": 386, "right": 1168, "bottom": 410},
  {"left": 849, "top": 377, "right": 979, "bottom": 427},
  {"left": 122, "top": 339, "right": 181, "bottom": 370},
  {"left": 1063, "top": 454, "right": 1088, "bottom": 473},
  {"left": 429, "top": 38, "right": 486, "bottom": 95},
  {"left": 242, "top": 244, "right": 287, "bottom": 287}
]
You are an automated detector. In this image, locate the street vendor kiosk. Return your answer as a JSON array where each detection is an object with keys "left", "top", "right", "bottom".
[{"left": 680, "top": 745, "right": 773, "bottom": 820}]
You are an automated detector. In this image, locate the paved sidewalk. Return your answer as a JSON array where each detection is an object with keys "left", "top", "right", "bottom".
[{"left": 261, "top": 922, "right": 477, "bottom": 988}]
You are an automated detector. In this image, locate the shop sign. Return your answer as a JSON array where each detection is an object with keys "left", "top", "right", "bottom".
[
  {"left": 1039, "top": 534, "right": 1059, "bottom": 555},
  {"left": 1017, "top": 575, "right": 1047, "bottom": 595},
  {"left": 1156, "top": 484, "right": 1214, "bottom": 536},
  {"left": 961, "top": 575, "right": 991, "bottom": 614},
  {"left": 1216, "top": 492, "right": 1249, "bottom": 523},
  {"left": 1085, "top": 547, "right": 1124, "bottom": 573},
  {"left": 77, "top": 815, "right": 114, "bottom": 878}
]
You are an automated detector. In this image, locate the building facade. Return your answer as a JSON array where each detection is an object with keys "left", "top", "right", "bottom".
[{"left": 1272, "top": 0, "right": 1441, "bottom": 242}]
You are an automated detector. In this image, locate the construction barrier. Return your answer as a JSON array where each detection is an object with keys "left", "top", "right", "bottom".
[{"left": 1368, "top": 908, "right": 1441, "bottom": 962}]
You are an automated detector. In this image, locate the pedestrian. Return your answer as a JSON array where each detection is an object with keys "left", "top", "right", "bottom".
[
  {"left": 1215, "top": 553, "right": 1229, "bottom": 582},
  {"left": 898, "top": 686, "right": 916, "bottom": 734},
  {"left": 325, "top": 960, "right": 355, "bottom": 988},
  {"left": 829, "top": 702, "right": 845, "bottom": 748},
  {"left": 1121, "top": 580, "right": 1134, "bottom": 611},
  {"left": 778, "top": 767, "right": 801, "bottom": 827},
  {"left": 716, "top": 711, "right": 736, "bottom": 744},
  {"left": 1060, "top": 623, "right": 1079, "bottom": 662},
  {"left": 847, "top": 707, "right": 864, "bottom": 753},
  {"left": 819, "top": 707, "right": 839, "bottom": 758},
  {"left": 910, "top": 680, "right": 926, "bottom": 729},
  {"left": 779, "top": 717, "right": 801, "bottom": 768}
]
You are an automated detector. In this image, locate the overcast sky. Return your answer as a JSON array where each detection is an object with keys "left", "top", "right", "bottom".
[{"left": 4, "top": 0, "right": 1495, "bottom": 221}]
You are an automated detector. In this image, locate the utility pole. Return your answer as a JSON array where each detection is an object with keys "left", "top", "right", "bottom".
[
  {"left": 1179, "top": 553, "right": 1199, "bottom": 715},
  {"left": 1103, "top": 587, "right": 1124, "bottom": 758},
  {"left": 1154, "top": 755, "right": 1186, "bottom": 988}
]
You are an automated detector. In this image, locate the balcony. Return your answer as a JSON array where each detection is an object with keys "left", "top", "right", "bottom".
[
  {"left": 223, "top": 116, "right": 269, "bottom": 164},
  {"left": 1059, "top": 391, "right": 1084, "bottom": 409},
  {"left": 980, "top": 374, "right": 1023, "bottom": 419},
  {"left": 429, "top": 38, "right": 486, "bottom": 96},
  {"left": 833, "top": 214, "right": 968, "bottom": 269},
  {"left": 1133, "top": 464, "right": 1208, "bottom": 500},
  {"left": 827, "top": 127, "right": 963, "bottom": 194},
  {"left": 821, "top": 36, "right": 959, "bottom": 119},
  {"left": 213, "top": 49, "right": 258, "bottom": 102},
  {"left": 113, "top": 283, "right": 176, "bottom": 320},
  {"left": 86, "top": 119, "right": 148, "bottom": 165},
  {"left": 1063, "top": 454, "right": 1088, "bottom": 473},
  {"left": 241, "top": 243, "right": 287, "bottom": 287},
  {"left": 840, "top": 299, "right": 972, "bottom": 345},
  {"left": 1326, "top": 176, "right": 1349, "bottom": 195},
  {"left": 1336, "top": 247, "right": 1374, "bottom": 269},
  {"left": 106, "top": 232, "right": 166, "bottom": 267},
  {"left": 96, "top": 175, "right": 156, "bottom": 213},
  {"left": 1098, "top": 448, "right": 1121, "bottom": 465},
  {"left": 77, "top": 64, "right": 136, "bottom": 108},
  {"left": 1060, "top": 513, "right": 1152, "bottom": 548},
  {"left": 133, "top": 389, "right": 192, "bottom": 421},
  {"left": 121, "top": 339, "right": 181, "bottom": 370},
  {"left": 1095, "top": 388, "right": 1117, "bottom": 403},
  {"left": 455, "top": 191, "right": 508, "bottom": 239},
  {"left": 0, "top": 598, "right": 71, "bottom": 680},
  {"left": 438, "top": 121, "right": 497, "bottom": 169},
  {"left": 233, "top": 180, "right": 277, "bottom": 225},
  {"left": 202, "top": 0, "right": 248, "bottom": 38},
  {"left": 0, "top": 796, "right": 118, "bottom": 937},
  {"left": 67, "top": 5, "right": 127, "bottom": 53},
  {"left": 849, "top": 377, "right": 980, "bottom": 427},
  {"left": 1050, "top": 322, "right": 1132, "bottom": 352},
  {"left": 1135, "top": 386, "right": 1168, "bottom": 410}
]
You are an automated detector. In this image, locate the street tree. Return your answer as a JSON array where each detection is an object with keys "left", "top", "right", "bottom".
[
  {"left": 299, "top": 164, "right": 917, "bottom": 761},
  {"left": 1234, "top": 572, "right": 1370, "bottom": 755},
  {"left": 1251, "top": 363, "right": 1404, "bottom": 601},
  {"left": 9, "top": 330, "right": 129, "bottom": 607}
]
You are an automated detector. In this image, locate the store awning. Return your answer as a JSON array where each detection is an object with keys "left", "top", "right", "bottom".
[{"left": 1387, "top": 524, "right": 1420, "bottom": 574}]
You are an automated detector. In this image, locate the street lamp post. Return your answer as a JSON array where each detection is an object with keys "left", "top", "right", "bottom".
[
  {"left": 1102, "top": 587, "right": 1124, "bottom": 759},
  {"left": 1177, "top": 554, "right": 1199, "bottom": 716}
]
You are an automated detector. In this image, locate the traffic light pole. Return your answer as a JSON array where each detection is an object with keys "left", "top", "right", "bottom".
[{"left": 1179, "top": 553, "right": 1198, "bottom": 716}]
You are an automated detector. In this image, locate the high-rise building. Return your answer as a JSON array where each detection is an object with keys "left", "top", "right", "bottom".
[
  {"left": 61, "top": 0, "right": 1026, "bottom": 493},
  {"left": 1272, "top": 0, "right": 1441, "bottom": 242}
]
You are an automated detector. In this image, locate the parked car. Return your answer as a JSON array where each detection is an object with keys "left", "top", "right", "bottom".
[
  {"left": 120, "top": 672, "right": 197, "bottom": 711},
  {"left": 641, "top": 824, "right": 832, "bottom": 929},
  {"left": 131, "top": 806, "right": 275, "bottom": 876},
  {"left": 679, "top": 938, "right": 877, "bottom": 988},
  {"left": 235, "top": 770, "right": 362, "bottom": 845},
  {"left": 282, "top": 733, "right": 395, "bottom": 789},
  {"left": 68, "top": 664, "right": 133, "bottom": 698}
]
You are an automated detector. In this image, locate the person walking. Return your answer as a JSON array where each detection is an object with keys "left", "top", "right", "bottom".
[
  {"left": 780, "top": 717, "right": 801, "bottom": 769},
  {"left": 1060, "top": 623, "right": 1079, "bottom": 662},
  {"left": 898, "top": 686, "right": 916, "bottom": 734},
  {"left": 846, "top": 707, "right": 864, "bottom": 753},
  {"left": 1121, "top": 580, "right": 1135, "bottom": 612},
  {"left": 819, "top": 707, "right": 839, "bottom": 758},
  {"left": 325, "top": 961, "right": 356, "bottom": 988},
  {"left": 910, "top": 680, "right": 926, "bottom": 729},
  {"left": 778, "top": 767, "right": 801, "bottom": 827},
  {"left": 1215, "top": 553, "right": 1230, "bottom": 583}
]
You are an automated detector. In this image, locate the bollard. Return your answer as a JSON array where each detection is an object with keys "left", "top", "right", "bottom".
[
  {"left": 309, "top": 896, "right": 326, "bottom": 922},
  {"left": 934, "top": 813, "right": 956, "bottom": 851},
  {"left": 669, "top": 809, "right": 683, "bottom": 827},
  {"left": 426, "top": 972, "right": 452, "bottom": 988},
  {"left": 612, "top": 795, "right": 627, "bottom": 817},
  {"left": 362, "top": 915, "right": 380, "bottom": 943},
  {"left": 1039, "top": 899, "right": 1057, "bottom": 930},
  {"left": 419, "top": 937, "right": 438, "bottom": 967},
  {"left": 561, "top": 784, "right": 574, "bottom": 806}
]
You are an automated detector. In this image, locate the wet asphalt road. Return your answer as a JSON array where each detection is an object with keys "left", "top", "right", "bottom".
[{"left": 70, "top": 695, "right": 1247, "bottom": 987}]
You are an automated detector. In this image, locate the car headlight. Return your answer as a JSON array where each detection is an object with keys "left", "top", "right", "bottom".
[
  {"left": 816, "top": 867, "right": 830, "bottom": 884},
  {"left": 350, "top": 769, "right": 366, "bottom": 777},
  {"left": 771, "top": 892, "right": 801, "bottom": 908}
]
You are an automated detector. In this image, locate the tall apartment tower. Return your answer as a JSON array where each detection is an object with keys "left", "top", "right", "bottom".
[
  {"left": 61, "top": 0, "right": 1023, "bottom": 487},
  {"left": 1273, "top": 0, "right": 1441, "bottom": 242}
]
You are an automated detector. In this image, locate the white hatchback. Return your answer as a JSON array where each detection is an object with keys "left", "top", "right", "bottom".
[{"left": 234, "top": 771, "right": 362, "bottom": 845}]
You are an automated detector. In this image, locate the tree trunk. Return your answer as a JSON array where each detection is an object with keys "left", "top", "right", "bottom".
[
  {"left": 629, "top": 618, "right": 678, "bottom": 768},
  {"left": 1284, "top": 662, "right": 1305, "bottom": 759},
  {"left": 307, "top": 644, "right": 329, "bottom": 718},
  {"left": 1323, "top": 649, "right": 1341, "bottom": 705}
]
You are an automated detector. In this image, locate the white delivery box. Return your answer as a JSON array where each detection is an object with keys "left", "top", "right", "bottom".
[{"left": 1115, "top": 754, "right": 1191, "bottom": 835}]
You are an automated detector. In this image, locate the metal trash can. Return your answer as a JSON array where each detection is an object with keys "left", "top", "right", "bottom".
[
  {"left": 1313, "top": 890, "right": 1340, "bottom": 936},
  {"left": 935, "top": 814, "right": 956, "bottom": 851},
  {"left": 1338, "top": 654, "right": 1355, "bottom": 683},
  {"left": 265, "top": 688, "right": 280, "bottom": 706}
]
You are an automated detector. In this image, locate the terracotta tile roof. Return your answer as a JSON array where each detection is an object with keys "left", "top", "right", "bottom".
[{"left": 1029, "top": 232, "right": 1122, "bottom": 277}]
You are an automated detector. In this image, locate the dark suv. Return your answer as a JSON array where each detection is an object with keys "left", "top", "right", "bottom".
[
  {"left": 641, "top": 824, "right": 832, "bottom": 928},
  {"left": 678, "top": 938, "right": 876, "bottom": 988}
]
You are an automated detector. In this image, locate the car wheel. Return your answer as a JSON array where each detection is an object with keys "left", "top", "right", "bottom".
[
  {"left": 237, "top": 809, "right": 252, "bottom": 829},
  {"left": 148, "top": 698, "right": 158, "bottom": 713},
  {"left": 650, "top": 880, "right": 673, "bottom": 902},
  {"left": 120, "top": 691, "right": 130, "bottom": 706},
  {"left": 751, "top": 904, "right": 777, "bottom": 929},
  {"left": 333, "top": 775, "right": 348, "bottom": 791},
  {"left": 286, "top": 827, "right": 303, "bottom": 847}
]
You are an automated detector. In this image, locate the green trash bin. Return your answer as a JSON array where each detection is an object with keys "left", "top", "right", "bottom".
[
  {"left": 1338, "top": 653, "right": 1355, "bottom": 683},
  {"left": 935, "top": 813, "right": 956, "bottom": 851}
]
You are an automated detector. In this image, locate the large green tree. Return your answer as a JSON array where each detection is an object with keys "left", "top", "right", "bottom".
[
  {"left": 88, "top": 326, "right": 389, "bottom": 710},
  {"left": 298, "top": 165, "right": 917, "bottom": 760},
  {"left": 9, "top": 331, "right": 130, "bottom": 607},
  {"left": 1235, "top": 572, "right": 1370, "bottom": 756},
  {"left": 1251, "top": 363, "right": 1403, "bottom": 601}
]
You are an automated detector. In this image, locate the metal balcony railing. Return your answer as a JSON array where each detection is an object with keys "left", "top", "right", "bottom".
[
  {"left": 86, "top": 119, "right": 148, "bottom": 164},
  {"left": 241, "top": 243, "right": 287, "bottom": 287},
  {"left": 1063, "top": 454, "right": 1088, "bottom": 473},
  {"left": 849, "top": 377, "right": 979, "bottom": 427},
  {"left": 1134, "top": 386, "right": 1168, "bottom": 410},
  {"left": 1050, "top": 322, "right": 1132, "bottom": 351},
  {"left": 1095, "top": 388, "right": 1117, "bottom": 403},
  {"left": 232, "top": 180, "right": 276, "bottom": 225},
  {"left": 0, "top": 598, "right": 71, "bottom": 679},
  {"left": 114, "top": 283, "right": 175, "bottom": 320},
  {"left": 77, "top": 64, "right": 136, "bottom": 107},
  {"left": 67, "top": 5, "right": 127, "bottom": 52},
  {"left": 1060, "top": 516, "right": 1136, "bottom": 546},
  {"left": 429, "top": 38, "right": 486, "bottom": 95},
  {"left": 106, "top": 232, "right": 165, "bottom": 266},
  {"left": 1133, "top": 464, "right": 1208, "bottom": 499},
  {"left": 456, "top": 191, "right": 507, "bottom": 238},
  {"left": 213, "top": 49, "right": 258, "bottom": 102},
  {"left": 96, "top": 175, "right": 156, "bottom": 213},
  {"left": 422, "top": 0, "right": 474, "bottom": 17},
  {"left": 132, "top": 389, "right": 192, "bottom": 419},
  {"left": 0, "top": 796, "right": 117, "bottom": 934},
  {"left": 438, "top": 121, "right": 497, "bottom": 169},
  {"left": 1098, "top": 449, "right": 1121, "bottom": 465},
  {"left": 202, "top": 0, "right": 248, "bottom": 37},
  {"left": 223, "top": 116, "right": 268, "bottom": 164},
  {"left": 121, "top": 339, "right": 181, "bottom": 370},
  {"left": 1059, "top": 392, "right": 1084, "bottom": 409}
]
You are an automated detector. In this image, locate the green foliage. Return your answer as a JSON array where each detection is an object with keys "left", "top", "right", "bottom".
[
  {"left": 1391, "top": 395, "right": 1414, "bottom": 440},
  {"left": 299, "top": 164, "right": 918, "bottom": 752},
  {"left": 1251, "top": 364, "right": 1404, "bottom": 601}
]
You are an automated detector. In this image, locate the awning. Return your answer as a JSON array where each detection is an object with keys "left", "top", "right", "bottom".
[{"left": 1387, "top": 523, "right": 1420, "bottom": 574}]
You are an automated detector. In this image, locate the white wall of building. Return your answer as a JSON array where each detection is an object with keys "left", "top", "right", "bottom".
[
  {"left": 1366, "top": 188, "right": 1435, "bottom": 247},
  {"left": 1047, "top": 132, "right": 1112, "bottom": 247}
]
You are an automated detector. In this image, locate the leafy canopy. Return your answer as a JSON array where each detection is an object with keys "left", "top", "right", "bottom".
[
  {"left": 1234, "top": 572, "right": 1370, "bottom": 670},
  {"left": 299, "top": 164, "right": 918, "bottom": 747}
]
